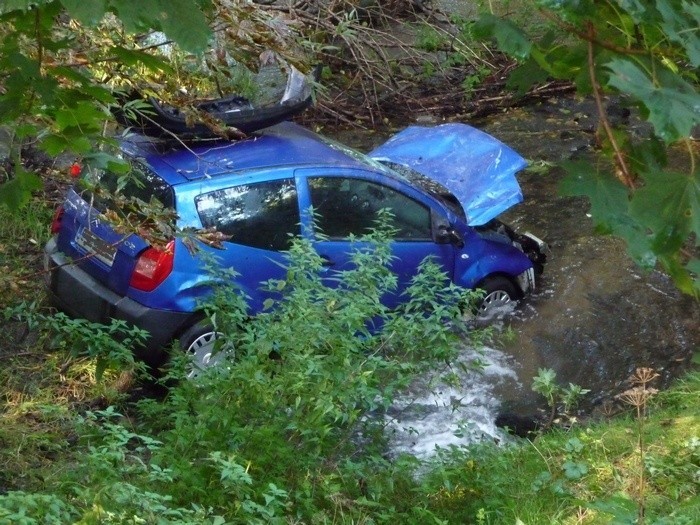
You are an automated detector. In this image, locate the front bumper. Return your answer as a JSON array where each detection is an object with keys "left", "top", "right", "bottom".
[
  {"left": 516, "top": 267, "right": 536, "bottom": 296},
  {"left": 44, "top": 238, "right": 192, "bottom": 365}
]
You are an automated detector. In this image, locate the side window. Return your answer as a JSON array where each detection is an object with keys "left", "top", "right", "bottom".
[
  {"left": 308, "top": 177, "right": 432, "bottom": 240},
  {"left": 195, "top": 179, "right": 300, "bottom": 251}
]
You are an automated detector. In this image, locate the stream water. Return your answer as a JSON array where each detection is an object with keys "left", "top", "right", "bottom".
[{"left": 336, "top": 96, "right": 700, "bottom": 458}]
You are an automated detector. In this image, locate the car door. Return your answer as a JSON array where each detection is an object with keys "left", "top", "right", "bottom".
[
  {"left": 191, "top": 175, "right": 301, "bottom": 314},
  {"left": 297, "top": 169, "right": 456, "bottom": 309}
]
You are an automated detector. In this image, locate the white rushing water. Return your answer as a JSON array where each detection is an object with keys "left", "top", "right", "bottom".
[{"left": 385, "top": 345, "right": 520, "bottom": 458}]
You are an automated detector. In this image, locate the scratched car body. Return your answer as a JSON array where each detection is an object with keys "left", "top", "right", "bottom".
[{"left": 45, "top": 122, "right": 547, "bottom": 368}]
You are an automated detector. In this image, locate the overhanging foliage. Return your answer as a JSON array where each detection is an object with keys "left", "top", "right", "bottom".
[{"left": 474, "top": 0, "right": 700, "bottom": 296}]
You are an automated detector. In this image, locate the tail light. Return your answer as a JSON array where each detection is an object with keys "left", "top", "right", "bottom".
[
  {"left": 50, "top": 206, "right": 64, "bottom": 234},
  {"left": 130, "top": 240, "right": 175, "bottom": 292}
]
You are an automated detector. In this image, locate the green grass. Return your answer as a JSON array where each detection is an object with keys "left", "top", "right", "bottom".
[
  {"left": 419, "top": 371, "right": 700, "bottom": 524},
  {"left": 0, "top": 198, "right": 53, "bottom": 307}
]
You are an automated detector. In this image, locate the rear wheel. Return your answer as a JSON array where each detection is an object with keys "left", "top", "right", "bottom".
[
  {"left": 476, "top": 276, "right": 519, "bottom": 320},
  {"left": 179, "top": 322, "right": 230, "bottom": 379}
]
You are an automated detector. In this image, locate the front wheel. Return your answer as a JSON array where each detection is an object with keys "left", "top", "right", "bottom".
[
  {"left": 476, "top": 276, "right": 519, "bottom": 321},
  {"left": 179, "top": 323, "right": 231, "bottom": 379}
]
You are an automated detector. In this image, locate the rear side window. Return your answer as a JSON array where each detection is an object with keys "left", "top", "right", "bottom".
[{"left": 196, "top": 179, "right": 300, "bottom": 251}]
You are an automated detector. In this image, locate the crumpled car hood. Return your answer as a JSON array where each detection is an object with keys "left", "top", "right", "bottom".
[{"left": 369, "top": 123, "right": 527, "bottom": 226}]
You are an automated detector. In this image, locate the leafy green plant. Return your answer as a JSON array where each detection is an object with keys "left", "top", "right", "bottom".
[
  {"left": 416, "top": 23, "right": 445, "bottom": 53},
  {"left": 100, "top": 219, "right": 479, "bottom": 521},
  {"left": 532, "top": 367, "right": 590, "bottom": 427},
  {"left": 3, "top": 302, "right": 148, "bottom": 380},
  {"left": 0, "top": 0, "right": 309, "bottom": 212},
  {"left": 0, "top": 491, "right": 74, "bottom": 525}
]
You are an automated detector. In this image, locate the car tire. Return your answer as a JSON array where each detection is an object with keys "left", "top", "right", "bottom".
[
  {"left": 178, "top": 322, "right": 229, "bottom": 379},
  {"left": 476, "top": 275, "right": 519, "bottom": 320}
]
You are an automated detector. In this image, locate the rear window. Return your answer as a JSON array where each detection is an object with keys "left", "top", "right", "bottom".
[{"left": 81, "top": 160, "right": 175, "bottom": 210}]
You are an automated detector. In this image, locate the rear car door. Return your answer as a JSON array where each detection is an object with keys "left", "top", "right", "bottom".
[{"left": 190, "top": 175, "right": 301, "bottom": 314}]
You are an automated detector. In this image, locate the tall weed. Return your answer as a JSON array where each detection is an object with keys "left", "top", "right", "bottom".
[{"left": 2, "top": 219, "right": 483, "bottom": 522}]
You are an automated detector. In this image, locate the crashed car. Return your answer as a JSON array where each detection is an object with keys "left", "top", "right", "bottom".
[{"left": 44, "top": 122, "right": 547, "bottom": 369}]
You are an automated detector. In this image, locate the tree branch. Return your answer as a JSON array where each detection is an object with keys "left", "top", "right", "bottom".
[{"left": 587, "top": 22, "right": 636, "bottom": 190}]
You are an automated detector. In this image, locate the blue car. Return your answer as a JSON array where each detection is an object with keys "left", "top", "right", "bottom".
[{"left": 44, "top": 122, "right": 546, "bottom": 369}]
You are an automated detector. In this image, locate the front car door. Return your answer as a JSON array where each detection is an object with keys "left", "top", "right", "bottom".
[{"left": 297, "top": 169, "right": 456, "bottom": 309}]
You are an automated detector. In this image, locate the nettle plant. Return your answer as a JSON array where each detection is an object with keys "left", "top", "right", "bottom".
[
  {"left": 472, "top": 0, "right": 700, "bottom": 296},
  {"left": 1, "top": 218, "right": 486, "bottom": 522},
  {"left": 4, "top": 301, "right": 148, "bottom": 380},
  {"left": 138, "top": 218, "right": 485, "bottom": 519}
]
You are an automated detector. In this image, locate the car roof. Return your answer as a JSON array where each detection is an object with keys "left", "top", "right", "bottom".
[{"left": 120, "top": 122, "right": 371, "bottom": 185}]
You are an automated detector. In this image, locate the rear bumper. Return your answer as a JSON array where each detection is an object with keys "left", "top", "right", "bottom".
[{"left": 44, "top": 238, "right": 192, "bottom": 365}]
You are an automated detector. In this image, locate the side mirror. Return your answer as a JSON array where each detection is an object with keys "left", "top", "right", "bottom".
[{"left": 437, "top": 225, "right": 464, "bottom": 248}]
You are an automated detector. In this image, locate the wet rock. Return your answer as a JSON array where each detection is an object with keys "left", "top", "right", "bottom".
[{"left": 495, "top": 412, "right": 543, "bottom": 438}]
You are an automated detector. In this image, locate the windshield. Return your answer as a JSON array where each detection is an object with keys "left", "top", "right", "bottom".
[
  {"left": 376, "top": 160, "right": 466, "bottom": 220},
  {"left": 316, "top": 137, "right": 466, "bottom": 220},
  {"left": 319, "top": 136, "right": 393, "bottom": 172}
]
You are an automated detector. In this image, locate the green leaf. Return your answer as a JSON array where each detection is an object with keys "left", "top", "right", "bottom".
[
  {"left": 562, "top": 460, "right": 588, "bottom": 480},
  {"left": 0, "top": 168, "right": 42, "bottom": 210},
  {"left": 560, "top": 161, "right": 659, "bottom": 267},
  {"left": 627, "top": 136, "right": 667, "bottom": 176},
  {"left": 506, "top": 57, "right": 550, "bottom": 95},
  {"left": 657, "top": 0, "right": 700, "bottom": 67},
  {"left": 536, "top": 43, "right": 588, "bottom": 81},
  {"left": 109, "top": 0, "right": 211, "bottom": 53},
  {"left": 559, "top": 160, "right": 631, "bottom": 227},
  {"left": 609, "top": 215, "right": 657, "bottom": 269},
  {"left": 564, "top": 437, "right": 584, "bottom": 454},
  {"left": 155, "top": 0, "right": 211, "bottom": 53},
  {"left": 79, "top": 85, "right": 117, "bottom": 104},
  {"left": 658, "top": 253, "right": 698, "bottom": 295},
  {"left": 40, "top": 134, "right": 92, "bottom": 155},
  {"left": 107, "top": 0, "right": 160, "bottom": 32},
  {"left": 61, "top": 0, "right": 107, "bottom": 25},
  {"left": 110, "top": 46, "right": 173, "bottom": 74},
  {"left": 629, "top": 170, "right": 700, "bottom": 245},
  {"left": 650, "top": 224, "right": 685, "bottom": 256},
  {"left": 606, "top": 58, "right": 700, "bottom": 142},
  {"left": 589, "top": 495, "right": 638, "bottom": 525},
  {"left": 40, "top": 135, "right": 70, "bottom": 156},
  {"left": 84, "top": 152, "right": 130, "bottom": 174},
  {"left": 14, "top": 123, "right": 37, "bottom": 138},
  {"left": 54, "top": 101, "right": 108, "bottom": 131},
  {"left": 473, "top": 14, "right": 532, "bottom": 60},
  {"left": 1, "top": 50, "right": 41, "bottom": 79}
]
